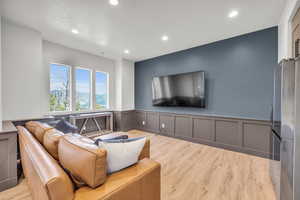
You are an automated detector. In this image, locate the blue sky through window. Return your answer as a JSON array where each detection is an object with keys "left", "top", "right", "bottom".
[
  {"left": 76, "top": 68, "right": 91, "bottom": 110},
  {"left": 50, "top": 64, "right": 69, "bottom": 91},
  {"left": 76, "top": 68, "right": 91, "bottom": 93},
  {"left": 96, "top": 72, "right": 108, "bottom": 108},
  {"left": 96, "top": 72, "right": 107, "bottom": 95}
]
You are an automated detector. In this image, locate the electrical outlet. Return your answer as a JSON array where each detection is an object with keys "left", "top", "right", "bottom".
[
  {"left": 142, "top": 121, "right": 146, "bottom": 125},
  {"left": 161, "top": 123, "right": 165, "bottom": 129}
]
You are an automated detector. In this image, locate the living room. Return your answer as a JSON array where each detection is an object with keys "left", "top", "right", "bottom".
[{"left": 0, "top": 0, "right": 300, "bottom": 200}]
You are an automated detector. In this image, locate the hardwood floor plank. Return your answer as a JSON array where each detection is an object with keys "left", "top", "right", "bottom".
[
  {"left": 0, "top": 179, "right": 32, "bottom": 200},
  {"left": 0, "top": 130, "right": 277, "bottom": 200},
  {"left": 128, "top": 130, "right": 277, "bottom": 200}
]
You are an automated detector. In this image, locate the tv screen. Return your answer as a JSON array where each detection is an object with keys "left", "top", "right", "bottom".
[{"left": 152, "top": 71, "right": 205, "bottom": 108}]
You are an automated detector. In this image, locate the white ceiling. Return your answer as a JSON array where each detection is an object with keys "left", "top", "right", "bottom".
[{"left": 0, "top": 0, "right": 286, "bottom": 61}]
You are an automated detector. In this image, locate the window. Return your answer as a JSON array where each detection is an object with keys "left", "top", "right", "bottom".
[
  {"left": 95, "top": 71, "right": 109, "bottom": 109},
  {"left": 49, "top": 64, "right": 109, "bottom": 112},
  {"left": 75, "top": 68, "right": 91, "bottom": 111},
  {"left": 50, "top": 64, "right": 71, "bottom": 111}
]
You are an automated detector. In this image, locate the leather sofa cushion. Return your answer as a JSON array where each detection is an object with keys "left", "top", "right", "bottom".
[
  {"left": 43, "top": 129, "right": 65, "bottom": 160},
  {"left": 25, "top": 121, "right": 53, "bottom": 143},
  {"left": 58, "top": 134, "right": 107, "bottom": 189}
]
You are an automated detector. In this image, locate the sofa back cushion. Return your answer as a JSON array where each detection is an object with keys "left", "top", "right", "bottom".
[
  {"left": 58, "top": 134, "right": 107, "bottom": 188},
  {"left": 17, "top": 126, "right": 74, "bottom": 200},
  {"left": 25, "top": 121, "right": 53, "bottom": 143},
  {"left": 43, "top": 129, "right": 65, "bottom": 160}
]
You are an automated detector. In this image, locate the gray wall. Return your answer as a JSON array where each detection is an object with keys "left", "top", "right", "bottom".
[{"left": 135, "top": 27, "right": 278, "bottom": 120}]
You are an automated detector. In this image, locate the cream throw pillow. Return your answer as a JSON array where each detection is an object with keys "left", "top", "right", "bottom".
[{"left": 98, "top": 137, "right": 146, "bottom": 173}]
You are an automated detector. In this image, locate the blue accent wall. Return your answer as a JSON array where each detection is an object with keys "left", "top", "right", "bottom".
[{"left": 135, "top": 27, "right": 278, "bottom": 120}]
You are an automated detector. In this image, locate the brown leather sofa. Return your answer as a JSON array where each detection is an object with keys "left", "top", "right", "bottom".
[{"left": 17, "top": 122, "right": 161, "bottom": 200}]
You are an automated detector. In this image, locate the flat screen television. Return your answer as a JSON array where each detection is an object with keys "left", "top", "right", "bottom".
[{"left": 152, "top": 71, "right": 205, "bottom": 108}]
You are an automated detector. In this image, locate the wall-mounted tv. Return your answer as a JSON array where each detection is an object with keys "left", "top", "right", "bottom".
[{"left": 152, "top": 71, "right": 205, "bottom": 108}]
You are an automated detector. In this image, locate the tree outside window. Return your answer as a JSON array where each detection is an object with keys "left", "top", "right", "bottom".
[{"left": 50, "top": 64, "right": 71, "bottom": 111}]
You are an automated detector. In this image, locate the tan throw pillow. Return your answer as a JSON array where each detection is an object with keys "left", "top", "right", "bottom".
[
  {"left": 25, "top": 121, "right": 53, "bottom": 143},
  {"left": 43, "top": 129, "right": 65, "bottom": 160},
  {"left": 58, "top": 134, "right": 107, "bottom": 188}
]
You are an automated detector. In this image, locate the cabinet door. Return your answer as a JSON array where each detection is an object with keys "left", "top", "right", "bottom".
[
  {"left": 113, "top": 112, "right": 122, "bottom": 131},
  {"left": 135, "top": 112, "right": 147, "bottom": 130},
  {"left": 159, "top": 115, "right": 175, "bottom": 136},
  {"left": 121, "top": 111, "right": 135, "bottom": 131},
  {"left": 243, "top": 123, "right": 272, "bottom": 153},
  {"left": 193, "top": 118, "right": 214, "bottom": 141},
  {"left": 280, "top": 138, "right": 294, "bottom": 200},
  {"left": 175, "top": 116, "right": 192, "bottom": 139},
  {"left": 215, "top": 120, "right": 240, "bottom": 146},
  {"left": 0, "top": 132, "right": 17, "bottom": 191},
  {"left": 146, "top": 112, "right": 159, "bottom": 133}
]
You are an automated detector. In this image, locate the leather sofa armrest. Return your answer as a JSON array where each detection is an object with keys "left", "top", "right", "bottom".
[
  {"left": 139, "top": 138, "right": 150, "bottom": 160},
  {"left": 74, "top": 158, "right": 161, "bottom": 200}
]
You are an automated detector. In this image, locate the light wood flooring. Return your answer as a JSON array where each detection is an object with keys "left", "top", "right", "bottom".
[{"left": 0, "top": 130, "right": 277, "bottom": 200}]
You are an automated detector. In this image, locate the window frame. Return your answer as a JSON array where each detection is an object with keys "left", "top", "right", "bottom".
[
  {"left": 94, "top": 70, "right": 109, "bottom": 110},
  {"left": 49, "top": 63, "right": 110, "bottom": 114},
  {"left": 49, "top": 63, "right": 72, "bottom": 112}
]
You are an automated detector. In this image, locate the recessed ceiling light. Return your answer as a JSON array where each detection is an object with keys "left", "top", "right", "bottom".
[
  {"left": 124, "top": 49, "right": 130, "bottom": 54},
  {"left": 109, "top": 0, "right": 119, "bottom": 6},
  {"left": 228, "top": 10, "right": 239, "bottom": 18},
  {"left": 71, "top": 29, "right": 79, "bottom": 34},
  {"left": 161, "top": 35, "right": 169, "bottom": 41}
]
